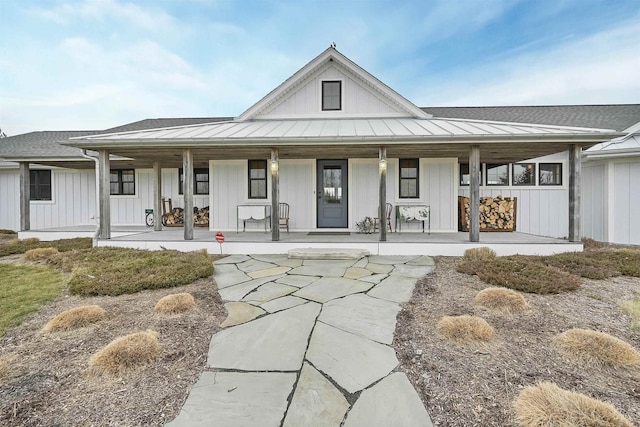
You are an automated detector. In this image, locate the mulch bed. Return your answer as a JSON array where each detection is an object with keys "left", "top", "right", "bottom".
[{"left": 394, "top": 257, "right": 640, "bottom": 426}]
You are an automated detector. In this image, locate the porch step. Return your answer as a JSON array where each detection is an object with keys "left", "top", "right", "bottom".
[{"left": 288, "top": 248, "right": 370, "bottom": 260}]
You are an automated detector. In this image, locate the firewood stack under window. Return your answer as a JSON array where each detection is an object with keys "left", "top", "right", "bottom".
[{"left": 458, "top": 196, "right": 517, "bottom": 232}]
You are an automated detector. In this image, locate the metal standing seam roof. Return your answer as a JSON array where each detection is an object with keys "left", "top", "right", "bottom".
[{"left": 69, "top": 117, "right": 618, "bottom": 145}]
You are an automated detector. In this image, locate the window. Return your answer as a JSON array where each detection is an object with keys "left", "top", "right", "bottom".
[
  {"left": 248, "top": 160, "right": 267, "bottom": 199},
  {"left": 110, "top": 169, "right": 135, "bottom": 195},
  {"left": 322, "top": 81, "right": 341, "bottom": 111},
  {"left": 486, "top": 164, "right": 509, "bottom": 186},
  {"left": 512, "top": 163, "right": 536, "bottom": 186},
  {"left": 399, "top": 158, "right": 419, "bottom": 198},
  {"left": 539, "top": 163, "right": 563, "bottom": 185},
  {"left": 30, "top": 170, "right": 52, "bottom": 201},
  {"left": 179, "top": 168, "right": 209, "bottom": 195},
  {"left": 459, "top": 163, "right": 482, "bottom": 186}
]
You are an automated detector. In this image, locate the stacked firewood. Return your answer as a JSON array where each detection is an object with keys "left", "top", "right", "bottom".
[
  {"left": 193, "top": 206, "right": 209, "bottom": 227},
  {"left": 459, "top": 196, "right": 517, "bottom": 231},
  {"left": 164, "top": 207, "right": 185, "bottom": 226}
]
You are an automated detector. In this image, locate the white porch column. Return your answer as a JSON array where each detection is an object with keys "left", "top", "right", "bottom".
[
  {"left": 98, "top": 149, "right": 111, "bottom": 239},
  {"left": 569, "top": 144, "right": 581, "bottom": 242},
  {"left": 153, "top": 160, "right": 162, "bottom": 232},
  {"left": 183, "top": 148, "right": 194, "bottom": 241},
  {"left": 19, "top": 162, "right": 30, "bottom": 231},
  {"left": 379, "top": 146, "right": 387, "bottom": 242},
  {"left": 469, "top": 145, "right": 481, "bottom": 242},
  {"left": 271, "top": 148, "right": 280, "bottom": 241}
]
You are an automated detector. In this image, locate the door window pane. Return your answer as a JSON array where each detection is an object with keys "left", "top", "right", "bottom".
[
  {"left": 323, "top": 167, "right": 342, "bottom": 203},
  {"left": 513, "top": 163, "right": 536, "bottom": 186}
]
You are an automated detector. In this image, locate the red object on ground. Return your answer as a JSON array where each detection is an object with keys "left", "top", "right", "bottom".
[{"left": 215, "top": 232, "right": 225, "bottom": 243}]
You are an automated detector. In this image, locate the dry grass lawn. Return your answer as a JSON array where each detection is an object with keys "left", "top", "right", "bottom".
[
  {"left": 555, "top": 328, "right": 640, "bottom": 368},
  {"left": 154, "top": 293, "right": 196, "bottom": 315},
  {"left": 0, "top": 356, "right": 9, "bottom": 382},
  {"left": 436, "top": 315, "right": 494, "bottom": 343},
  {"left": 475, "top": 287, "right": 530, "bottom": 316},
  {"left": 89, "top": 330, "right": 161, "bottom": 376},
  {"left": 43, "top": 305, "right": 106, "bottom": 333},
  {"left": 513, "top": 381, "right": 634, "bottom": 427},
  {"left": 621, "top": 296, "right": 640, "bottom": 332},
  {"left": 24, "top": 247, "right": 60, "bottom": 262}
]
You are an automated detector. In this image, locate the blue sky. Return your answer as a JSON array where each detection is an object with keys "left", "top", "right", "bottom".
[{"left": 1, "top": 0, "right": 639, "bottom": 135}]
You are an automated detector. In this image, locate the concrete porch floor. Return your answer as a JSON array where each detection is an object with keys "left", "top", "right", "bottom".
[{"left": 19, "top": 225, "right": 582, "bottom": 256}]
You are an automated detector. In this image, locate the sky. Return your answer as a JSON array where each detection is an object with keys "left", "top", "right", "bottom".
[{"left": 0, "top": 0, "right": 639, "bottom": 135}]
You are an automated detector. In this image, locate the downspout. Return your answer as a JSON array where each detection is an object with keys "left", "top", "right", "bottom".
[{"left": 81, "top": 150, "right": 101, "bottom": 246}]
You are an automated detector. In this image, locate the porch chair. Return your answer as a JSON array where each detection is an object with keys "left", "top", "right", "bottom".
[
  {"left": 279, "top": 202, "right": 290, "bottom": 233},
  {"left": 374, "top": 203, "right": 393, "bottom": 232}
]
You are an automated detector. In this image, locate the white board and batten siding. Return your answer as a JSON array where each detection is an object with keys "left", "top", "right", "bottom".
[
  {"left": 0, "top": 170, "right": 20, "bottom": 231},
  {"left": 582, "top": 158, "right": 640, "bottom": 245}
]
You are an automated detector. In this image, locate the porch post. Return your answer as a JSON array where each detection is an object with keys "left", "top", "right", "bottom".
[
  {"left": 98, "top": 149, "right": 111, "bottom": 239},
  {"left": 183, "top": 148, "right": 194, "bottom": 240},
  {"left": 271, "top": 148, "right": 280, "bottom": 241},
  {"left": 469, "top": 145, "right": 480, "bottom": 242},
  {"left": 153, "top": 160, "right": 162, "bottom": 232},
  {"left": 19, "top": 162, "right": 30, "bottom": 231},
  {"left": 379, "top": 146, "right": 387, "bottom": 242},
  {"left": 568, "top": 144, "right": 581, "bottom": 242}
]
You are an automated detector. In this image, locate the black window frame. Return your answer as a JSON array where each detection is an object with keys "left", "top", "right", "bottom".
[
  {"left": 486, "top": 163, "right": 509, "bottom": 186},
  {"left": 179, "top": 167, "right": 209, "bottom": 195},
  {"left": 322, "top": 80, "right": 342, "bottom": 111},
  {"left": 399, "top": 158, "right": 419, "bottom": 199},
  {"left": 539, "top": 163, "right": 563, "bottom": 186},
  {"left": 512, "top": 163, "right": 536, "bottom": 186},
  {"left": 248, "top": 160, "right": 267, "bottom": 199},
  {"left": 459, "top": 163, "right": 483, "bottom": 186},
  {"left": 30, "top": 170, "right": 52, "bottom": 201},
  {"left": 110, "top": 169, "right": 135, "bottom": 195}
]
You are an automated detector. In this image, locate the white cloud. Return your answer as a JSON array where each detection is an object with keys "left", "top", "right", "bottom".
[{"left": 421, "top": 17, "right": 640, "bottom": 106}]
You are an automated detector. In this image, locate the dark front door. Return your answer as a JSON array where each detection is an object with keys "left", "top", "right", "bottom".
[{"left": 317, "top": 159, "right": 348, "bottom": 228}]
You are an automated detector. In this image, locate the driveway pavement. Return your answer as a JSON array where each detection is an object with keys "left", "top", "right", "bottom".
[{"left": 168, "top": 252, "right": 434, "bottom": 427}]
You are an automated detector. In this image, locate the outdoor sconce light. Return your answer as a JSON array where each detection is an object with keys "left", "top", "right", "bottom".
[
  {"left": 379, "top": 158, "right": 387, "bottom": 172},
  {"left": 271, "top": 159, "right": 279, "bottom": 174}
]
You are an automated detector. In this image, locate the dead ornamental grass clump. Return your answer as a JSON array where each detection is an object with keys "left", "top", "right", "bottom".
[
  {"left": 513, "top": 381, "right": 634, "bottom": 427},
  {"left": 89, "top": 330, "right": 161, "bottom": 375},
  {"left": 474, "top": 287, "right": 530, "bottom": 316},
  {"left": 436, "top": 315, "right": 494, "bottom": 343},
  {"left": 555, "top": 328, "right": 640, "bottom": 368},
  {"left": 154, "top": 293, "right": 196, "bottom": 315},
  {"left": 43, "top": 305, "right": 106, "bottom": 333},
  {"left": 24, "top": 247, "right": 60, "bottom": 262},
  {"left": 463, "top": 247, "right": 496, "bottom": 261}
]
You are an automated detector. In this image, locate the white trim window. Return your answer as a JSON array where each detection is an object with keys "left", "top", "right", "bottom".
[{"left": 322, "top": 80, "right": 342, "bottom": 111}]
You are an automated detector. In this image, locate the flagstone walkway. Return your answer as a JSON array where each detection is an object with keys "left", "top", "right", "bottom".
[{"left": 168, "top": 253, "right": 435, "bottom": 427}]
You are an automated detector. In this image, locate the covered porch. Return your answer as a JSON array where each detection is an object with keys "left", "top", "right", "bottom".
[{"left": 18, "top": 225, "right": 582, "bottom": 256}]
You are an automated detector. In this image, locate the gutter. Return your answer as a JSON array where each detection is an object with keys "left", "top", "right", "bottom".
[{"left": 81, "top": 150, "right": 100, "bottom": 246}]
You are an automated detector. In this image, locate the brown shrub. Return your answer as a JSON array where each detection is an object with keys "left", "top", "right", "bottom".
[
  {"left": 436, "top": 315, "right": 494, "bottom": 343},
  {"left": 22, "top": 237, "right": 40, "bottom": 245},
  {"left": 43, "top": 305, "right": 106, "bottom": 333},
  {"left": 89, "top": 330, "right": 161, "bottom": 375},
  {"left": 24, "top": 247, "right": 60, "bottom": 261},
  {"left": 154, "top": 293, "right": 196, "bottom": 315},
  {"left": 555, "top": 328, "right": 640, "bottom": 368},
  {"left": 513, "top": 381, "right": 634, "bottom": 427},
  {"left": 474, "top": 287, "right": 530, "bottom": 316},
  {"left": 463, "top": 247, "right": 496, "bottom": 261}
]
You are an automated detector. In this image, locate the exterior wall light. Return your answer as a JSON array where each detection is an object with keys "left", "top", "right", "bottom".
[
  {"left": 379, "top": 158, "right": 387, "bottom": 172},
  {"left": 271, "top": 159, "right": 279, "bottom": 174}
]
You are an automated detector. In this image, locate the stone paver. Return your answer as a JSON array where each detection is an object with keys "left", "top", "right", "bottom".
[
  {"left": 243, "top": 282, "right": 298, "bottom": 303},
  {"left": 319, "top": 294, "right": 401, "bottom": 344},
  {"left": 344, "top": 267, "right": 372, "bottom": 279},
  {"left": 208, "top": 302, "right": 320, "bottom": 371},
  {"left": 171, "top": 253, "right": 435, "bottom": 426},
  {"left": 367, "top": 275, "right": 420, "bottom": 303},
  {"left": 293, "top": 277, "right": 374, "bottom": 303},
  {"left": 218, "top": 276, "right": 286, "bottom": 301},
  {"left": 306, "top": 322, "right": 399, "bottom": 393},
  {"left": 260, "top": 295, "right": 307, "bottom": 313},
  {"left": 220, "top": 302, "right": 265, "bottom": 328},
  {"left": 247, "top": 266, "right": 291, "bottom": 279},
  {"left": 276, "top": 274, "right": 320, "bottom": 288},
  {"left": 288, "top": 265, "right": 347, "bottom": 277},
  {"left": 343, "top": 372, "right": 433, "bottom": 427},
  {"left": 282, "top": 362, "right": 349, "bottom": 427},
  {"left": 391, "top": 263, "right": 434, "bottom": 278},
  {"left": 167, "top": 371, "right": 296, "bottom": 427}
]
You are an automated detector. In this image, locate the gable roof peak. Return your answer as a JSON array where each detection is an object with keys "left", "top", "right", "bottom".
[{"left": 237, "top": 47, "right": 430, "bottom": 121}]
